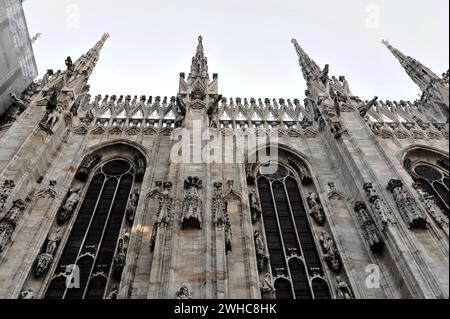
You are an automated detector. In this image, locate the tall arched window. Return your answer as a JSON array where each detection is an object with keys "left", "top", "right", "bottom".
[
  {"left": 45, "top": 159, "right": 136, "bottom": 299},
  {"left": 257, "top": 162, "right": 331, "bottom": 299}
]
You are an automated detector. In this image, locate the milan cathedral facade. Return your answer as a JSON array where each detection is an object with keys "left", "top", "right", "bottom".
[{"left": 0, "top": 34, "right": 448, "bottom": 299}]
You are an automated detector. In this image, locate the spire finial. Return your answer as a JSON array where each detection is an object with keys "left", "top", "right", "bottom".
[
  {"left": 196, "top": 35, "right": 204, "bottom": 55},
  {"left": 291, "top": 37, "right": 322, "bottom": 81},
  {"left": 382, "top": 39, "right": 440, "bottom": 91}
]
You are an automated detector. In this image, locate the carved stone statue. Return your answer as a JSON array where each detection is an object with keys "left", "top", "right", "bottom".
[
  {"left": 336, "top": 276, "right": 354, "bottom": 299},
  {"left": 57, "top": 187, "right": 81, "bottom": 225},
  {"left": 65, "top": 56, "right": 74, "bottom": 73},
  {"left": 175, "top": 97, "right": 187, "bottom": 128},
  {"left": 76, "top": 154, "right": 102, "bottom": 181},
  {"left": 307, "top": 192, "right": 326, "bottom": 225},
  {"left": 40, "top": 69, "right": 54, "bottom": 88},
  {"left": 20, "top": 287, "right": 35, "bottom": 299},
  {"left": 207, "top": 95, "right": 223, "bottom": 128},
  {"left": 39, "top": 107, "right": 62, "bottom": 134},
  {"left": 260, "top": 272, "right": 275, "bottom": 299},
  {"left": 254, "top": 231, "right": 268, "bottom": 272},
  {"left": 0, "top": 199, "right": 26, "bottom": 253},
  {"left": 387, "top": 179, "right": 427, "bottom": 229},
  {"left": 354, "top": 202, "right": 384, "bottom": 254},
  {"left": 364, "top": 183, "right": 389, "bottom": 225},
  {"left": 212, "top": 182, "right": 228, "bottom": 227},
  {"left": 319, "top": 230, "right": 341, "bottom": 273},
  {"left": 249, "top": 192, "right": 262, "bottom": 223},
  {"left": 176, "top": 284, "right": 192, "bottom": 299},
  {"left": 10, "top": 93, "right": 29, "bottom": 113},
  {"left": 134, "top": 155, "right": 146, "bottom": 182},
  {"left": 181, "top": 177, "right": 203, "bottom": 230},
  {"left": 35, "top": 229, "right": 61, "bottom": 277},
  {"left": 126, "top": 188, "right": 140, "bottom": 225},
  {"left": 156, "top": 182, "right": 173, "bottom": 227},
  {"left": 0, "top": 180, "right": 15, "bottom": 213},
  {"left": 113, "top": 229, "right": 130, "bottom": 279}
]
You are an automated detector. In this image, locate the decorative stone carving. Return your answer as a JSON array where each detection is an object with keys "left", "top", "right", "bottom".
[
  {"left": 35, "top": 229, "right": 61, "bottom": 277},
  {"left": 307, "top": 192, "right": 326, "bottom": 225},
  {"left": 56, "top": 187, "right": 81, "bottom": 225},
  {"left": 413, "top": 183, "right": 449, "bottom": 230},
  {"left": 354, "top": 202, "right": 384, "bottom": 254},
  {"left": 19, "top": 287, "right": 35, "bottom": 299},
  {"left": 134, "top": 155, "right": 145, "bottom": 182},
  {"left": 175, "top": 97, "right": 186, "bottom": 128},
  {"left": 76, "top": 154, "right": 102, "bottom": 181},
  {"left": 254, "top": 231, "right": 268, "bottom": 273},
  {"left": 0, "top": 199, "right": 26, "bottom": 253},
  {"left": 319, "top": 230, "right": 341, "bottom": 273},
  {"left": 181, "top": 177, "right": 203, "bottom": 230},
  {"left": 358, "top": 96, "right": 379, "bottom": 117},
  {"left": 336, "top": 276, "right": 354, "bottom": 299},
  {"left": 105, "top": 287, "right": 119, "bottom": 299},
  {"left": 0, "top": 180, "right": 15, "bottom": 213},
  {"left": 156, "top": 182, "right": 173, "bottom": 227},
  {"left": 207, "top": 94, "right": 223, "bottom": 128},
  {"left": 126, "top": 188, "right": 140, "bottom": 225},
  {"left": 260, "top": 272, "right": 276, "bottom": 299},
  {"left": 113, "top": 230, "right": 130, "bottom": 279},
  {"left": 363, "top": 183, "right": 390, "bottom": 231},
  {"left": 176, "top": 284, "right": 192, "bottom": 299},
  {"left": 212, "top": 182, "right": 228, "bottom": 227},
  {"left": 212, "top": 182, "right": 232, "bottom": 254},
  {"left": 39, "top": 107, "right": 62, "bottom": 134},
  {"left": 249, "top": 192, "right": 262, "bottom": 224},
  {"left": 35, "top": 180, "right": 57, "bottom": 200},
  {"left": 387, "top": 179, "right": 427, "bottom": 229},
  {"left": 288, "top": 157, "right": 313, "bottom": 185}
]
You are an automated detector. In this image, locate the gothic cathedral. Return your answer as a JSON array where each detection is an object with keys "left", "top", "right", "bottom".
[{"left": 0, "top": 34, "right": 448, "bottom": 299}]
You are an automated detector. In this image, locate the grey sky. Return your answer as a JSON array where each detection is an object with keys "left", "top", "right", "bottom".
[{"left": 24, "top": 0, "right": 449, "bottom": 101}]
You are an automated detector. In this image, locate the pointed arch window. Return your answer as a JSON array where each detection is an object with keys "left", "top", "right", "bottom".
[
  {"left": 45, "top": 159, "right": 136, "bottom": 299},
  {"left": 256, "top": 162, "right": 331, "bottom": 299}
]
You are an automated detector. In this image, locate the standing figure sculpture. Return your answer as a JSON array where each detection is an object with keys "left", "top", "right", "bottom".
[{"left": 181, "top": 177, "right": 203, "bottom": 230}]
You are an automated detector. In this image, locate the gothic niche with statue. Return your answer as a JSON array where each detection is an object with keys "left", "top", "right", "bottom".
[{"left": 181, "top": 177, "right": 203, "bottom": 230}]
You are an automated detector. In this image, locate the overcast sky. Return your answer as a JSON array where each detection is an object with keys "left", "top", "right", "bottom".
[{"left": 23, "top": 0, "right": 449, "bottom": 101}]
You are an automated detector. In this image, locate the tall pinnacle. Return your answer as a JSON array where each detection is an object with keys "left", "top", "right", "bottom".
[
  {"left": 74, "top": 33, "right": 110, "bottom": 77},
  {"left": 382, "top": 40, "right": 440, "bottom": 91},
  {"left": 188, "top": 35, "right": 209, "bottom": 83},
  {"left": 291, "top": 38, "right": 322, "bottom": 82}
]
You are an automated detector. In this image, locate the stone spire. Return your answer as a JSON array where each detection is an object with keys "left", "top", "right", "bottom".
[
  {"left": 291, "top": 38, "right": 322, "bottom": 82},
  {"left": 382, "top": 40, "right": 440, "bottom": 92},
  {"left": 73, "top": 33, "right": 110, "bottom": 78},
  {"left": 188, "top": 35, "right": 209, "bottom": 84}
]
